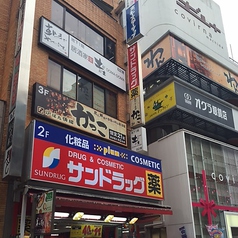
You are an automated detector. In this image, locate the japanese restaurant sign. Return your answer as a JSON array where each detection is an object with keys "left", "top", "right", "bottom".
[
  {"left": 141, "top": 35, "right": 172, "bottom": 79},
  {"left": 39, "top": 17, "right": 126, "bottom": 91},
  {"left": 32, "top": 83, "right": 127, "bottom": 146},
  {"left": 28, "top": 120, "right": 164, "bottom": 200}
]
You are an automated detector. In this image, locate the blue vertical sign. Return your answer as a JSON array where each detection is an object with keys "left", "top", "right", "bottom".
[{"left": 126, "top": 1, "right": 143, "bottom": 45}]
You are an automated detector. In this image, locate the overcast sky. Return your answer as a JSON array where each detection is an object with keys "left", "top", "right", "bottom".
[{"left": 213, "top": 0, "right": 238, "bottom": 62}]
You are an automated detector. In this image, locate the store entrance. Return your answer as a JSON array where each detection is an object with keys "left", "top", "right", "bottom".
[
  {"left": 18, "top": 190, "right": 171, "bottom": 238},
  {"left": 33, "top": 219, "right": 138, "bottom": 238}
]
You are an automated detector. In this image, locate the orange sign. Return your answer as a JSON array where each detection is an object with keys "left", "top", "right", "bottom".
[
  {"left": 171, "top": 37, "right": 238, "bottom": 94},
  {"left": 141, "top": 35, "right": 172, "bottom": 79}
]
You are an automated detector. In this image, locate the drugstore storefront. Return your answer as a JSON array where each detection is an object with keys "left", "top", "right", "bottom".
[{"left": 13, "top": 120, "right": 172, "bottom": 237}]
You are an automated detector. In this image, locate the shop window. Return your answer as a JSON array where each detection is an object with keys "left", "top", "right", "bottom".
[
  {"left": 51, "top": 0, "right": 115, "bottom": 62},
  {"left": 48, "top": 59, "right": 117, "bottom": 118}
]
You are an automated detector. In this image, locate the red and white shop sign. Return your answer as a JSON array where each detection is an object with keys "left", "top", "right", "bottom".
[
  {"left": 128, "top": 43, "right": 140, "bottom": 91},
  {"left": 30, "top": 127, "right": 163, "bottom": 200}
]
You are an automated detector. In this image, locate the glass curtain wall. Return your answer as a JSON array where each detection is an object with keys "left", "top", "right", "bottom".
[{"left": 185, "top": 133, "right": 238, "bottom": 237}]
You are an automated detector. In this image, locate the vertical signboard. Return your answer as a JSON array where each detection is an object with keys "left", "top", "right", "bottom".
[
  {"left": 3, "top": 0, "right": 36, "bottom": 179},
  {"left": 130, "top": 127, "right": 147, "bottom": 154},
  {"left": 128, "top": 43, "right": 145, "bottom": 128},
  {"left": 126, "top": 0, "right": 143, "bottom": 45}
]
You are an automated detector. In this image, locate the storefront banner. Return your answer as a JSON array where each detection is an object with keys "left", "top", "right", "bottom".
[
  {"left": 29, "top": 120, "right": 164, "bottom": 200},
  {"left": 145, "top": 81, "right": 235, "bottom": 131},
  {"left": 32, "top": 83, "right": 127, "bottom": 146},
  {"left": 34, "top": 190, "right": 55, "bottom": 235},
  {"left": 141, "top": 35, "right": 172, "bottom": 79},
  {"left": 175, "top": 82, "right": 235, "bottom": 129},
  {"left": 70, "top": 224, "right": 102, "bottom": 238},
  {"left": 39, "top": 17, "right": 126, "bottom": 91},
  {"left": 171, "top": 37, "right": 238, "bottom": 95}
]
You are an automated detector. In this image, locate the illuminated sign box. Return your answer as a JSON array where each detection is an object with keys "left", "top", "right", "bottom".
[
  {"left": 32, "top": 83, "right": 127, "bottom": 146},
  {"left": 144, "top": 80, "right": 235, "bottom": 130},
  {"left": 24, "top": 120, "right": 164, "bottom": 201},
  {"left": 126, "top": 0, "right": 144, "bottom": 45}
]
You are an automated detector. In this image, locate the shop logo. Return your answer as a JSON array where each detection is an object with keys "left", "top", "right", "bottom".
[
  {"left": 43, "top": 147, "right": 60, "bottom": 169},
  {"left": 184, "top": 92, "right": 192, "bottom": 105}
]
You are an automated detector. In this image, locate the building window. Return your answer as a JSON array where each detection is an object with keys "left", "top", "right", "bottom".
[
  {"left": 47, "top": 59, "right": 117, "bottom": 118},
  {"left": 77, "top": 76, "right": 93, "bottom": 108},
  {"left": 51, "top": 0, "right": 115, "bottom": 62},
  {"left": 93, "top": 84, "right": 105, "bottom": 113},
  {"left": 51, "top": 0, "right": 64, "bottom": 28},
  {"left": 47, "top": 59, "right": 61, "bottom": 91},
  {"left": 106, "top": 90, "right": 117, "bottom": 118},
  {"left": 62, "top": 69, "right": 76, "bottom": 100}
]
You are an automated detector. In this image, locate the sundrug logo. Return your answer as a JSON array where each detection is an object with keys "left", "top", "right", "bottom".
[{"left": 43, "top": 147, "right": 60, "bottom": 169}]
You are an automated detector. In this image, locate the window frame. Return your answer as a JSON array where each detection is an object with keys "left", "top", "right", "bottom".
[
  {"left": 51, "top": 0, "right": 115, "bottom": 62},
  {"left": 47, "top": 59, "right": 118, "bottom": 118}
]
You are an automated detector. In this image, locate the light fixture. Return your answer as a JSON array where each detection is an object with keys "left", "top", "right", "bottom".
[
  {"left": 54, "top": 212, "right": 70, "bottom": 218},
  {"left": 104, "top": 215, "right": 114, "bottom": 222},
  {"left": 82, "top": 214, "right": 101, "bottom": 220},
  {"left": 129, "top": 217, "right": 138, "bottom": 224},
  {"left": 73, "top": 212, "right": 84, "bottom": 220},
  {"left": 73, "top": 212, "right": 101, "bottom": 220},
  {"left": 104, "top": 215, "right": 127, "bottom": 223},
  {"left": 111, "top": 217, "right": 127, "bottom": 222}
]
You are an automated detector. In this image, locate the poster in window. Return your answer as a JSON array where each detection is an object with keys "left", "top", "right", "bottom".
[{"left": 34, "top": 190, "right": 55, "bottom": 235}]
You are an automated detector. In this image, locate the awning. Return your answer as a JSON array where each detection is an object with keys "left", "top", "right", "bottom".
[{"left": 55, "top": 196, "right": 173, "bottom": 216}]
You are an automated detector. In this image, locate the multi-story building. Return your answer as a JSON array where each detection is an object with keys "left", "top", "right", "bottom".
[
  {"left": 0, "top": 0, "right": 172, "bottom": 238},
  {"left": 131, "top": 0, "right": 238, "bottom": 237},
  {"left": 1, "top": 0, "right": 238, "bottom": 237}
]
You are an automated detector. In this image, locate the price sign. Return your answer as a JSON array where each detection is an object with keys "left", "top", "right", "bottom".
[{"left": 78, "top": 224, "right": 102, "bottom": 238}]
